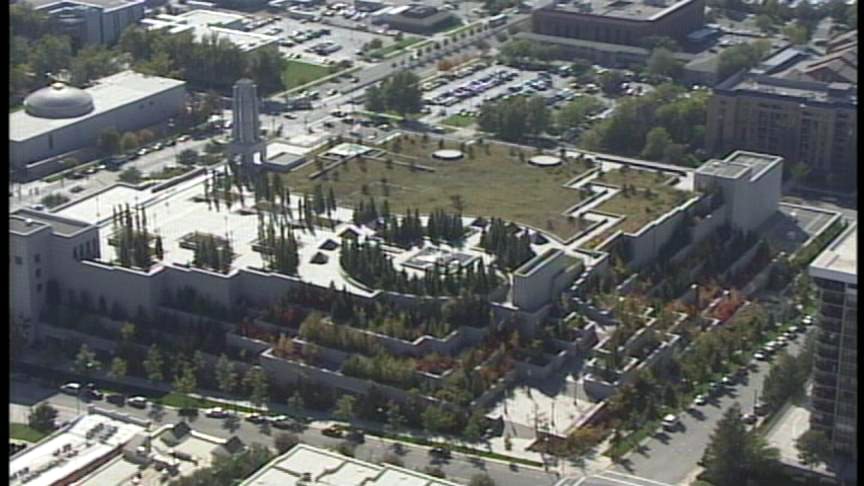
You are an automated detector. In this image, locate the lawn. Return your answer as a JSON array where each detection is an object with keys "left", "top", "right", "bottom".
[
  {"left": 368, "top": 36, "right": 422, "bottom": 59},
  {"left": 285, "top": 135, "right": 596, "bottom": 240},
  {"left": 11, "top": 423, "right": 49, "bottom": 443},
  {"left": 441, "top": 114, "right": 475, "bottom": 128},
  {"left": 282, "top": 60, "right": 333, "bottom": 90},
  {"left": 593, "top": 167, "right": 692, "bottom": 234}
]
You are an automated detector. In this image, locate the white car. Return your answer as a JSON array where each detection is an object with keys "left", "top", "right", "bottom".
[
  {"left": 128, "top": 396, "right": 148, "bottom": 408},
  {"left": 205, "top": 407, "right": 229, "bottom": 419},
  {"left": 60, "top": 382, "right": 81, "bottom": 395},
  {"left": 693, "top": 394, "right": 707, "bottom": 406},
  {"left": 661, "top": 414, "right": 680, "bottom": 431},
  {"left": 754, "top": 351, "right": 769, "bottom": 361}
]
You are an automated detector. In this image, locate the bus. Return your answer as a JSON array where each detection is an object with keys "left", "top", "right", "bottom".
[{"left": 488, "top": 14, "right": 508, "bottom": 27}]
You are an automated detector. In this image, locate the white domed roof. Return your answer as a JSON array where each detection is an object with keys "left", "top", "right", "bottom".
[{"left": 24, "top": 82, "right": 95, "bottom": 119}]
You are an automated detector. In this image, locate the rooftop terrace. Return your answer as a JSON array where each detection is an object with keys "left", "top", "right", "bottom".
[
  {"left": 695, "top": 150, "right": 782, "bottom": 181},
  {"left": 810, "top": 223, "right": 857, "bottom": 284}
]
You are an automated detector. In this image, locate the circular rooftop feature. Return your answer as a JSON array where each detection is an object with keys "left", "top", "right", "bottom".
[
  {"left": 432, "top": 149, "right": 463, "bottom": 161},
  {"left": 529, "top": 155, "right": 562, "bottom": 167},
  {"left": 24, "top": 82, "right": 95, "bottom": 119}
]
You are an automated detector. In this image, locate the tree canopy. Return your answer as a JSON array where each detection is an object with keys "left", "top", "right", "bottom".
[{"left": 701, "top": 403, "right": 779, "bottom": 486}]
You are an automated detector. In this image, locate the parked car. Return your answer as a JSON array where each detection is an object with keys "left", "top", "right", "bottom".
[
  {"left": 429, "top": 447, "right": 451, "bottom": 458},
  {"left": 661, "top": 414, "right": 680, "bottom": 432},
  {"left": 346, "top": 429, "right": 365, "bottom": 443},
  {"left": 106, "top": 393, "right": 126, "bottom": 406},
  {"left": 246, "top": 414, "right": 268, "bottom": 424},
  {"left": 205, "top": 407, "right": 229, "bottom": 419},
  {"left": 754, "top": 351, "right": 769, "bottom": 361},
  {"left": 127, "top": 396, "right": 148, "bottom": 409},
  {"left": 322, "top": 425, "right": 345, "bottom": 438},
  {"left": 70, "top": 186, "right": 84, "bottom": 193},
  {"left": 755, "top": 401, "right": 769, "bottom": 416},
  {"left": 721, "top": 375, "right": 735, "bottom": 386},
  {"left": 60, "top": 382, "right": 81, "bottom": 395},
  {"left": 271, "top": 417, "right": 299, "bottom": 430},
  {"left": 693, "top": 394, "right": 707, "bottom": 406},
  {"left": 742, "top": 413, "right": 758, "bottom": 425}
]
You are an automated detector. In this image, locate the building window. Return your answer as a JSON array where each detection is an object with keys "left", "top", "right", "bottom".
[
  {"left": 73, "top": 248, "right": 78, "bottom": 260},
  {"left": 36, "top": 284, "right": 43, "bottom": 293},
  {"left": 34, "top": 254, "right": 41, "bottom": 263},
  {"left": 35, "top": 268, "right": 41, "bottom": 278},
  {"left": 15, "top": 256, "right": 22, "bottom": 265},
  {"left": 49, "top": 134, "right": 54, "bottom": 150}
]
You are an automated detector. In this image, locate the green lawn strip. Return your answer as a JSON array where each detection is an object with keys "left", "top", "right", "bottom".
[
  {"left": 604, "top": 419, "right": 660, "bottom": 458},
  {"left": 367, "top": 429, "right": 544, "bottom": 467},
  {"left": 285, "top": 135, "right": 595, "bottom": 241},
  {"left": 11, "top": 423, "right": 49, "bottom": 443},
  {"left": 282, "top": 60, "right": 333, "bottom": 90},
  {"left": 369, "top": 37, "right": 422, "bottom": 59},
  {"left": 441, "top": 114, "right": 475, "bottom": 127}
]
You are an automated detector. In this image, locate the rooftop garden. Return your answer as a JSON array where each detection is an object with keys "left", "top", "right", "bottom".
[
  {"left": 593, "top": 166, "right": 692, "bottom": 234},
  {"left": 340, "top": 239, "right": 501, "bottom": 296},
  {"left": 284, "top": 135, "right": 596, "bottom": 240}
]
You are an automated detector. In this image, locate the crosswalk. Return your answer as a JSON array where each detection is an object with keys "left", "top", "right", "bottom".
[{"left": 556, "top": 470, "right": 676, "bottom": 486}]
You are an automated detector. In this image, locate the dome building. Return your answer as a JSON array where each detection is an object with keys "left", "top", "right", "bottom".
[
  {"left": 10, "top": 71, "right": 187, "bottom": 181},
  {"left": 24, "top": 83, "right": 96, "bottom": 119}
]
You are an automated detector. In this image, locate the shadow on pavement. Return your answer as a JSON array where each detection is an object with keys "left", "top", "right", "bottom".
[
  {"left": 10, "top": 380, "right": 57, "bottom": 407},
  {"left": 223, "top": 416, "right": 241, "bottom": 433}
]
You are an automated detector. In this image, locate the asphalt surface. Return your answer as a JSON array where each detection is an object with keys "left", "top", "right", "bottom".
[
  {"left": 11, "top": 378, "right": 564, "bottom": 486},
  {"left": 611, "top": 326, "right": 815, "bottom": 485}
]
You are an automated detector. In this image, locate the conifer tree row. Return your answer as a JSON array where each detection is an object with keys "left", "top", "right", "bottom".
[
  {"left": 350, "top": 197, "right": 466, "bottom": 248},
  {"left": 479, "top": 218, "right": 536, "bottom": 270},
  {"left": 192, "top": 234, "right": 234, "bottom": 274},
  {"left": 340, "top": 240, "right": 500, "bottom": 296},
  {"left": 257, "top": 208, "right": 300, "bottom": 275},
  {"left": 111, "top": 204, "right": 159, "bottom": 269}
]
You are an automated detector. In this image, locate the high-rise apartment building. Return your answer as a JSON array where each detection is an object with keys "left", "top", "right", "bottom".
[
  {"left": 809, "top": 224, "right": 857, "bottom": 460},
  {"left": 705, "top": 72, "right": 857, "bottom": 189}
]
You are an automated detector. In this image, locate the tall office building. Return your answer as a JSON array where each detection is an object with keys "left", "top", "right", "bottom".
[
  {"left": 809, "top": 224, "right": 857, "bottom": 464},
  {"left": 229, "top": 79, "right": 266, "bottom": 166}
]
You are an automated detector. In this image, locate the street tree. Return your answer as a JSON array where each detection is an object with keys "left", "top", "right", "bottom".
[
  {"left": 244, "top": 367, "right": 270, "bottom": 409},
  {"left": 598, "top": 71, "right": 625, "bottom": 95},
  {"left": 334, "top": 395, "right": 357, "bottom": 421},
  {"left": 109, "top": 357, "right": 127, "bottom": 379},
  {"left": 177, "top": 149, "right": 200, "bottom": 166},
  {"left": 29, "top": 403, "right": 59, "bottom": 433},
  {"left": 72, "top": 343, "right": 99, "bottom": 379},
  {"left": 274, "top": 432, "right": 300, "bottom": 453},
  {"left": 701, "top": 403, "right": 779, "bottom": 486},
  {"left": 215, "top": 353, "right": 238, "bottom": 400},
  {"left": 173, "top": 361, "right": 198, "bottom": 409},
  {"left": 795, "top": 429, "right": 832, "bottom": 469},
  {"left": 646, "top": 48, "right": 684, "bottom": 80},
  {"left": 98, "top": 128, "right": 122, "bottom": 155},
  {"left": 143, "top": 344, "right": 164, "bottom": 383},
  {"left": 469, "top": 473, "right": 496, "bottom": 486}
]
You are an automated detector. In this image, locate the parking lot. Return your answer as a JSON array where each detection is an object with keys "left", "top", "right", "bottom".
[
  {"left": 420, "top": 64, "right": 618, "bottom": 127},
  {"left": 246, "top": 9, "right": 395, "bottom": 65}
]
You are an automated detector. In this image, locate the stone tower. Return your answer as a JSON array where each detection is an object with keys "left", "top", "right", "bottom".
[{"left": 229, "top": 78, "right": 266, "bottom": 165}]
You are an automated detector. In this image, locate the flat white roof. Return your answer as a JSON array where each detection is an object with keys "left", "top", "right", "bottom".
[
  {"left": 240, "top": 444, "right": 461, "bottom": 486},
  {"left": 141, "top": 18, "right": 277, "bottom": 52},
  {"left": 10, "top": 413, "right": 144, "bottom": 486},
  {"left": 175, "top": 9, "right": 246, "bottom": 26},
  {"left": 810, "top": 223, "right": 857, "bottom": 285},
  {"left": 11, "top": 71, "right": 185, "bottom": 142}
]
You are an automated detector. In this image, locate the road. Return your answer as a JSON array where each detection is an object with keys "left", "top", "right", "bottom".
[
  {"left": 611, "top": 326, "right": 815, "bottom": 485},
  {"left": 11, "top": 378, "right": 563, "bottom": 486}
]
